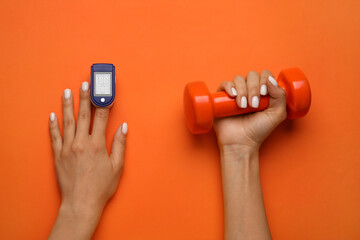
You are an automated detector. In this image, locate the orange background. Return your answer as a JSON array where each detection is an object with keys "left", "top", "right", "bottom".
[{"left": 0, "top": 0, "right": 359, "bottom": 239}]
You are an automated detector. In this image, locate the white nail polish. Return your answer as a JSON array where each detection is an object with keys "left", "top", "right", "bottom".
[
  {"left": 50, "top": 112, "right": 55, "bottom": 122},
  {"left": 231, "top": 87, "right": 237, "bottom": 96},
  {"left": 64, "top": 89, "right": 71, "bottom": 99},
  {"left": 260, "top": 84, "right": 267, "bottom": 96},
  {"left": 122, "top": 122, "right": 128, "bottom": 135},
  {"left": 240, "top": 96, "right": 247, "bottom": 108},
  {"left": 268, "top": 76, "right": 278, "bottom": 86},
  {"left": 252, "top": 96, "right": 259, "bottom": 108},
  {"left": 82, "top": 82, "right": 89, "bottom": 92}
]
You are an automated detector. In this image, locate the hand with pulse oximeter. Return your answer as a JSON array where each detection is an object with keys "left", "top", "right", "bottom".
[
  {"left": 49, "top": 64, "right": 311, "bottom": 240},
  {"left": 48, "top": 64, "right": 127, "bottom": 239}
]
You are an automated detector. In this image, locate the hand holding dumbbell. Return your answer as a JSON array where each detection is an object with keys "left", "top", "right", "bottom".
[{"left": 183, "top": 68, "right": 311, "bottom": 134}]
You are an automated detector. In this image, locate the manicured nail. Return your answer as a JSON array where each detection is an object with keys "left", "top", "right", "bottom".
[
  {"left": 231, "top": 87, "right": 237, "bottom": 96},
  {"left": 82, "top": 82, "right": 89, "bottom": 92},
  {"left": 50, "top": 112, "right": 55, "bottom": 122},
  {"left": 240, "top": 96, "right": 247, "bottom": 108},
  {"left": 260, "top": 84, "right": 267, "bottom": 95},
  {"left": 252, "top": 96, "right": 259, "bottom": 108},
  {"left": 122, "top": 122, "right": 128, "bottom": 135},
  {"left": 64, "top": 89, "right": 71, "bottom": 99},
  {"left": 268, "top": 76, "right": 278, "bottom": 86}
]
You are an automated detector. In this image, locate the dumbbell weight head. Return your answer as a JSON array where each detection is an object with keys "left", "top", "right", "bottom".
[
  {"left": 183, "top": 81, "right": 214, "bottom": 134},
  {"left": 277, "top": 68, "right": 311, "bottom": 119}
]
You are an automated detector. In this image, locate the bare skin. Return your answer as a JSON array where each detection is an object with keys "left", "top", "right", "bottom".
[
  {"left": 214, "top": 70, "right": 287, "bottom": 240},
  {"left": 48, "top": 82, "right": 127, "bottom": 240}
]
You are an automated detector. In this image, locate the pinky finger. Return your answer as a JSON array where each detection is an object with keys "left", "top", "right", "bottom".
[
  {"left": 217, "top": 81, "right": 237, "bottom": 97},
  {"left": 49, "top": 112, "right": 62, "bottom": 157},
  {"left": 110, "top": 123, "right": 128, "bottom": 172}
]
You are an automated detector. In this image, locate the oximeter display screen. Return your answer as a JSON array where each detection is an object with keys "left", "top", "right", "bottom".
[{"left": 94, "top": 72, "right": 112, "bottom": 96}]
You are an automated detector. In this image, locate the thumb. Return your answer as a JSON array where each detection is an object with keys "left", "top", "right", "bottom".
[
  {"left": 110, "top": 123, "right": 128, "bottom": 171},
  {"left": 264, "top": 76, "right": 287, "bottom": 120},
  {"left": 266, "top": 76, "right": 286, "bottom": 108}
]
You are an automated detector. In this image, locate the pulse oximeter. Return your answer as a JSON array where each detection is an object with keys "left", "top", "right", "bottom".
[{"left": 90, "top": 63, "right": 115, "bottom": 108}]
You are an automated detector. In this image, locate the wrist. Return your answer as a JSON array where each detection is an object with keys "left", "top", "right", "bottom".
[
  {"left": 49, "top": 202, "right": 104, "bottom": 240},
  {"left": 219, "top": 144, "right": 259, "bottom": 160},
  {"left": 59, "top": 200, "right": 104, "bottom": 224}
]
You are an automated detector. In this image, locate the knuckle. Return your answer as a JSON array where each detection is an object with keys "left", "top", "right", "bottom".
[
  {"left": 222, "top": 81, "right": 232, "bottom": 88},
  {"left": 90, "top": 140, "right": 105, "bottom": 152},
  {"left": 218, "top": 81, "right": 230, "bottom": 91},
  {"left": 118, "top": 137, "right": 127, "bottom": 146},
  {"left": 50, "top": 134, "right": 60, "bottom": 143},
  {"left": 78, "top": 111, "right": 90, "bottom": 120},
  {"left": 49, "top": 122, "right": 58, "bottom": 131},
  {"left": 223, "top": 81, "right": 232, "bottom": 88},
  {"left": 96, "top": 109, "right": 109, "bottom": 119},
  {"left": 249, "top": 86, "right": 259, "bottom": 95},
  {"left": 247, "top": 70, "right": 259, "bottom": 77},
  {"left": 233, "top": 75, "right": 244, "bottom": 83},
  {"left": 261, "top": 69, "right": 272, "bottom": 76},
  {"left": 63, "top": 118, "right": 75, "bottom": 128},
  {"left": 80, "top": 91, "right": 90, "bottom": 100},
  {"left": 63, "top": 99, "right": 72, "bottom": 106},
  {"left": 71, "top": 141, "right": 85, "bottom": 153},
  {"left": 60, "top": 150, "right": 70, "bottom": 159}
]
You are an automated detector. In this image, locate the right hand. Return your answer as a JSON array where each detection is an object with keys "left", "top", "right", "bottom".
[{"left": 213, "top": 70, "right": 287, "bottom": 153}]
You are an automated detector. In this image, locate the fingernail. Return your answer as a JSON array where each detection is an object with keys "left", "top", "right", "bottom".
[
  {"left": 268, "top": 76, "right": 278, "bottom": 86},
  {"left": 122, "top": 122, "right": 128, "bottom": 135},
  {"left": 231, "top": 87, "right": 237, "bottom": 96},
  {"left": 64, "top": 89, "right": 71, "bottom": 99},
  {"left": 260, "top": 84, "right": 267, "bottom": 95},
  {"left": 240, "top": 96, "right": 247, "bottom": 108},
  {"left": 50, "top": 112, "right": 55, "bottom": 122},
  {"left": 252, "top": 96, "right": 259, "bottom": 108},
  {"left": 82, "top": 82, "right": 89, "bottom": 92}
]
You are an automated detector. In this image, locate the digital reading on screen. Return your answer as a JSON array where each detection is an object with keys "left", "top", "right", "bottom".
[{"left": 94, "top": 72, "right": 112, "bottom": 96}]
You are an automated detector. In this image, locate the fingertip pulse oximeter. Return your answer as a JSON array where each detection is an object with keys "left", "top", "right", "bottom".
[{"left": 90, "top": 63, "right": 115, "bottom": 108}]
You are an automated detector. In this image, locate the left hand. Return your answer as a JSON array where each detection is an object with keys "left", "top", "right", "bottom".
[{"left": 49, "top": 82, "right": 127, "bottom": 219}]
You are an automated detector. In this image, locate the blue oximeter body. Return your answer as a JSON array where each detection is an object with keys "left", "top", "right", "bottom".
[{"left": 90, "top": 63, "right": 115, "bottom": 108}]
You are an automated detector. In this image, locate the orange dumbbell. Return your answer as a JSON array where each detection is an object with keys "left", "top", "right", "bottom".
[{"left": 183, "top": 68, "right": 311, "bottom": 134}]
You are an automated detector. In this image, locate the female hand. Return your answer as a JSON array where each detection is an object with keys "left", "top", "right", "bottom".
[
  {"left": 215, "top": 70, "right": 286, "bottom": 240},
  {"left": 214, "top": 70, "right": 287, "bottom": 153},
  {"left": 48, "top": 82, "right": 127, "bottom": 239}
]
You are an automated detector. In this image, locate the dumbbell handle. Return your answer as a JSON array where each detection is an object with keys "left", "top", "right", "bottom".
[{"left": 211, "top": 92, "right": 270, "bottom": 118}]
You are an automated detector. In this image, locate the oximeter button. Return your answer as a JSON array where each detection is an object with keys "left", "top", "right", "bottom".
[{"left": 101, "top": 98, "right": 105, "bottom": 103}]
